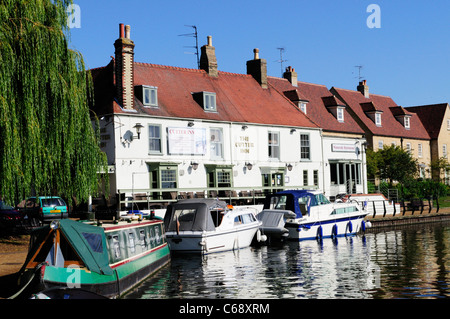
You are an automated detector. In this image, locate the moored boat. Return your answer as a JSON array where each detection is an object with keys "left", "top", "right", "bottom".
[
  {"left": 164, "top": 198, "right": 264, "bottom": 254},
  {"left": 14, "top": 217, "right": 170, "bottom": 299},
  {"left": 258, "top": 190, "right": 369, "bottom": 241}
]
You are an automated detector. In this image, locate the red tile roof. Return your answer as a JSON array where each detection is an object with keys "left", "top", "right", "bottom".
[
  {"left": 407, "top": 103, "right": 449, "bottom": 139},
  {"left": 91, "top": 61, "right": 318, "bottom": 129},
  {"left": 268, "top": 77, "right": 365, "bottom": 134},
  {"left": 331, "top": 87, "right": 430, "bottom": 140}
]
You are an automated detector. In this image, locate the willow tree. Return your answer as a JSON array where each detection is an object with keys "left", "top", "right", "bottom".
[{"left": 0, "top": 0, "right": 107, "bottom": 205}]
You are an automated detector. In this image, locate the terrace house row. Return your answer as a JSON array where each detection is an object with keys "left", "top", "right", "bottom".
[{"left": 89, "top": 24, "right": 368, "bottom": 207}]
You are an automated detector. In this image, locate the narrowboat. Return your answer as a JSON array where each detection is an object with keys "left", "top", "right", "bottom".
[
  {"left": 257, "top": 190, "right": 369, "bottom": 241},
  {"left": 164, "top": 199, "right": 265, "bottom": 254},
  {"left": 15, "top": 217, "right": 170, "bottom": 298}
]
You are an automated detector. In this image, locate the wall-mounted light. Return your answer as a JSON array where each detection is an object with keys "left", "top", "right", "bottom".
[
  {"left": 290, "top": 128, "right": 297, "bottom": 134},
  {"left": 242, "top": 125, "right": 248, "bottom": 130},
  {"left": 133, "top": 123, "right": 144, "bottom": 139},
  {"left": 188, "top": 121, "right": 195, "bottom": 127},
  {"left": 190, "top": 161, "right": 199, "bottom": 170},
  {"left": 286, "top": 163, "right": 293, "bottom": 171},
  {"left": 245, "top": 162, "right": 253, "bottom": 170}
]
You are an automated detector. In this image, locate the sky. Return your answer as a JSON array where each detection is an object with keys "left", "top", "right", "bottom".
[{"left": 68, "top": 0, "right": 450, "bottom": 107}]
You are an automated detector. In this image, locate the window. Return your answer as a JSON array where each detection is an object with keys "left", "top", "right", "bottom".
[
  {"left": 148, "top": 125, "right": 162, "bottom": 154},
  {"left": 313, "top": 170, "right": 319, "bottom": 186},
  {"left": 303, "top": 170, "right": 308, "bottom": 186},
  {"left": 300, "top": 134, "right": 310, "bottom": 160},
  {"left": 375, "top": 113, "right": 382, "bottom": 126},
  {"left": 406, "top": 143, "right": 412, "bottom": 154},
  {"left": 404, "top": 116, "right": 410, "bottom": 129},
  {"left": 378, "top": 140, "right": 383, "bottom": 150},
  {"left": 161, "top": 169, "right": 177, "bottom": 188},
  {"left": 444, "top": 144, "right": 447, "bottom": 158},
  {"left": 418, "top": 143, "right": 423, "bottom": 157},
  {"left": 337, "top": 108, "right": 344, "bottom": 122},
  {"left": 299, "top": 102, "right": 307, "bottom": 114},
  {"left": 447, "top": 119, "right": 450, "bottom": 130},
  {"left": 204, "top": 92, "right": 216, "bottom": 111},
  {"left": 210, "top": 128, "right": 223, "bottom": 159},
  {"left": 268, "top": 132, "right": 280, "bottom": 160},
  {"left": 137, "top": 85, "right": 158, "bottom": 107}
]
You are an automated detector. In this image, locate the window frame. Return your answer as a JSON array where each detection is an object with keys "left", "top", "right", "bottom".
[
  {"left": 148, "top": 124, "right": 162, "bottom": 154},
  {"left": 300, "top": 133, "right": 311, "bottom": 161},
  {"left": 268, "top": 131, "right": 280, "bottom": 160}
]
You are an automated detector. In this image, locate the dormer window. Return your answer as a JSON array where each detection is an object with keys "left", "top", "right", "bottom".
[
  {"left": 136, "top": 85, "right": 158, "bottom": 107},
  {"left": 337, "top": 108, "right": 344, "bottom": 122},
  {"left": 193, "top": 91, "right": 217, "bottom": 112},
  {"left": 404, "top": 116, "right": 410, "bottom": 129},
  {"left": 299, "top": 102, "right": 307, "bottom": 114},
  {"left": 375, "top": 113, "right": 382, "bottom": 126}
]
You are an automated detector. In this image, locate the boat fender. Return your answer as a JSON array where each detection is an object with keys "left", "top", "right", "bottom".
[
  {"left": 361, "top": 220, "right": 366, "bottom": 232},
  {"left": 346, "top": 221, "right": 353, "bottom": 235},
  {"left": 331, "top": 224, "right": 338, "bottom": 239},
  {"left": 366, "top": 221, "right": 372, "bottom": 228},
  {"left": 316, "top": 226, "right": 323, "bottom": 240}
]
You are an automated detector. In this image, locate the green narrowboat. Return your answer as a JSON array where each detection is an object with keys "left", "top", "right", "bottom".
[{"left": 15, "top": 218, "right": 170, "bottom": 298}]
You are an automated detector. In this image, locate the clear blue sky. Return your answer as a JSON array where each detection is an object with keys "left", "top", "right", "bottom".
[{"left": 69, "top": 0, "right": 450, "bottom": 107}]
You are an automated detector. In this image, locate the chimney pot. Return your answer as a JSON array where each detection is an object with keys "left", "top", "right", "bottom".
[
  {"left": 119, "top": 23, "right": 124, "bottom": 38},
  {"left": 253, "top": 48, "right": 260, "bottom": 60},
  {"left": 125, "top": 25, "right": 131, "bottom": 39},
  {"left": 207, "top": 35, "right": 212, "bottom": 46}
]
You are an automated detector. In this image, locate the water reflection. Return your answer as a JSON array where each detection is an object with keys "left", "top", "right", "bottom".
[{"left": 124, "top": 222, "right": 450, "bottom": 299}]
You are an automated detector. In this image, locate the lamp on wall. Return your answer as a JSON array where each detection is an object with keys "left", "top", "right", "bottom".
[
  {"left": 242, "top": 125, "right": 248, "bottom": 130},
  {"left": 190, "top": 162, "right": 199, "bottom": 170},
  {"left": 188, "top": 121, "right": 195, "bottom": 127},
  {"left": 245, "top": 162, "right": 253, "bottom": 170},
  {"left": 132, "top": 123, "right": 144, "bottom": 139},
  {"left": 286, "top": 163, "right": 293, "bottom": 171}
]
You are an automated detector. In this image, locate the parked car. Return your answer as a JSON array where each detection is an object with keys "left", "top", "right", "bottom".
[
  {"left": 18, "top": 196, "right": 68, "bottom": 223},
  {"left": 0, "top": 201, "right": 24, "bottom": 229}
]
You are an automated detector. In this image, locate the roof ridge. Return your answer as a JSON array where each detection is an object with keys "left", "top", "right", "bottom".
[
  {"left": 134, "top": 62, "right": 205, "bottom": 73},
  {"left": 332, "top": 86, "right": 392, "bottom": 99}
]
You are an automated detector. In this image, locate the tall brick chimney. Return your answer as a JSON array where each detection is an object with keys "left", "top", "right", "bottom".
[
  {"left": 247, "top": 48, "right": 267, "bottom": 89},
  {"left": 200, "top": 36, "right": 218, "bottom": 77},
  {"left": 357, "top": 80, "right": 369, "bottom": 98},
  {"left": 283, "top": 66, "right": 298, "bottom": 87},
  {"left": 114, "top": 23, "right": 135, "bottom": 110}
]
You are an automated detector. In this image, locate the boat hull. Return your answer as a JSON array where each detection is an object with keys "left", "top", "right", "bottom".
[
  {"left": 27, "top": 243, "right": 170, "bottom": 298},
  {"left": 167, "top": 224, "right": 259, "bottom": 254},
  {"left": 286, "top": 214, "right": 367, "bottom": 241}
]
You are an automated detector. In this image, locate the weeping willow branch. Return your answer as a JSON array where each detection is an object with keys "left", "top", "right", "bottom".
[{"left": 0, "top": 0, "right": 108, "bottom": 205}]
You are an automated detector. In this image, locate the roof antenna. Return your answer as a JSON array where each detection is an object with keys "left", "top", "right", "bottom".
[
  {"left": 179, "top": 25, "right": 200, "bottom": 69},
  {"left": 276, "top": 47, "right": 287, "bottom": 76},
  {"left": 353, "top": 65, "right": 364, "bottom": 81}
]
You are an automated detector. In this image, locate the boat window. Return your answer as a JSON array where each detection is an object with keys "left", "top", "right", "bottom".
[
  {"left": 128, "top": 232, "right": 136, "bottom": 254},
  {"left": 139, "top": 229, "right": 147, "bottom": 249},
  {"left": 82, "top": 232, "right": 103, "bottom": 253},
  {"left": 331, "top": 206, "right": 359, "bottom": 215},
  {"left": 269, "top": 195, "right": 288, "bottom": 210},
  {"left": 111, "top": 235, "right": 120, "bottom": 259},
  {"left": 315, "top": 193, "right": 331, "bottom": 206},
  {"left": 234, "top": 216, "right": 242, "bottom": 225},
  {"left": 241, "top": 213, "right": 255, "bottom": 224},
  {"left": 211, "top": 209, "right": 224, "bottom": 227}
]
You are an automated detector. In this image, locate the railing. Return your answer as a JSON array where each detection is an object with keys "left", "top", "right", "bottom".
[{"left": 116, "top": 185, "right": 316, "bottom": 212}]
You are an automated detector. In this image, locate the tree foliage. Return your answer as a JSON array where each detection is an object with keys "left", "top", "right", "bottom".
[
  {"left": 0, "top": 0, "right": 107, "bottom": 204},
  {"left": 366, "top": 145, "right": 418, "bottom": 186}
]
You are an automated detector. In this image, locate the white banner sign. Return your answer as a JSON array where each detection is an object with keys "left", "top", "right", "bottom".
[
  {"left": 331, "top": 143, "right": 356, "bottom": 153},
  {"left": 168, "top": 127, "right": 206, "bottom": 155}
]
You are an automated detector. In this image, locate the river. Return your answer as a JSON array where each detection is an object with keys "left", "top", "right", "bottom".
[{"left": 123, "top": 221, "right": 450, "bottom": 299}]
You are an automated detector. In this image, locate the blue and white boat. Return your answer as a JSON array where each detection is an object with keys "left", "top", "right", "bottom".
[{"left": 257, "top": 190, "right": 369, "bottom": 241}]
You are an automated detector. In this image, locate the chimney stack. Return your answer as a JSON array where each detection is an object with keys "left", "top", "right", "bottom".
[
  {"left": 283, "top": 66, "right": 298, "bottom": 87},
  {"left": 200, "top": 36, "right": 218, "bottom": 77},
  {"left": 357, "top": 80, "right": 369, "bottom": 98},
  {"left": 114, "top": 23, "right": 135, "bottom": 110},
  {"left": 246, "top": 48, "right": 268, "bottom": 89}
]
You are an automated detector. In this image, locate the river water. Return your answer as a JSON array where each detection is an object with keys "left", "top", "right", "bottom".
[{"left": 124, "top": 221, "right": 450, "bottom": 299}]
